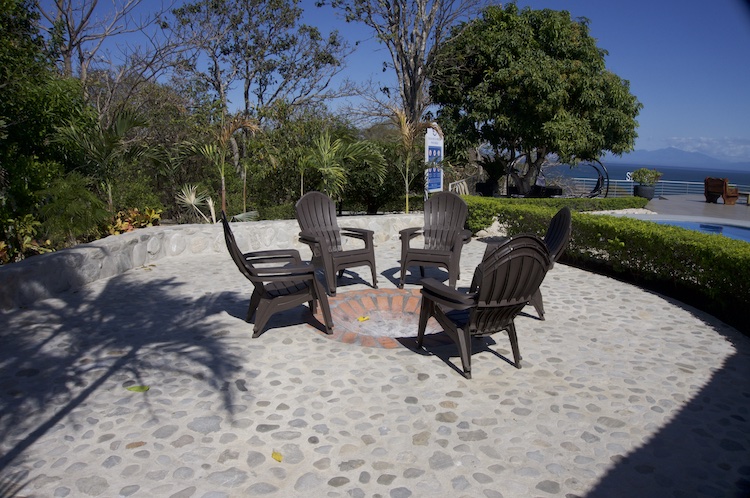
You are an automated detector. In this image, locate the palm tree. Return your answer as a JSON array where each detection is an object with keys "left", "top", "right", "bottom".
[
  {"left": 389, "top": 107, "right": 441, "bottom": 213},
  {"left": 299, "top": 131, "right": 386, "bottom": 200},
  {"left": 193, "top": 115, "right": 260, "bottom": 214},
  {"left": 54, "top": 110, "right": 152, "bottom": 216}
]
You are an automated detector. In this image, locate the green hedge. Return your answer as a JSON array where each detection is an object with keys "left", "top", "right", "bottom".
[
  {"left": 463, "top": 195, "right": 750, "bottom": 334},
  {"left": 464, "top": 196, "right": 649, "bottom": 233}
]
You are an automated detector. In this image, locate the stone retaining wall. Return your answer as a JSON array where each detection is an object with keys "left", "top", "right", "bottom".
[{"left": 0, "top": 214, "right": 422, "bottom": 310}]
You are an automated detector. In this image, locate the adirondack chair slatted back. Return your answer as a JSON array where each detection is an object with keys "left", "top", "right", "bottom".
[
  {"left": 295, "top": 192, "right": 343, "bottom": 252},
  {"left": 543, "top": 206, "right": 572, "bottom": 265},
  {"left": 222, "top": 212, "right": 254, "bottom": 280},
  {"left": 423, "top": 192, "right": 469, "bottom": 251},
  {"left": 471, "top": 236, "right": 551, "bottom": 335}
]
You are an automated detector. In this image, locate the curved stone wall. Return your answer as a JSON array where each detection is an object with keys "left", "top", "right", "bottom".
[{"left": 0, "top": 214, "right": 422, "bottom": 310}]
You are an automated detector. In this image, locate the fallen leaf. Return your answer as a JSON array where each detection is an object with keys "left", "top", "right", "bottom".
[
  {"left": 126, "top": 385, "right": 150, "bottom": 392},
  {"left": 357, "top": 316, "right": 370, "bottom": 322},
  {"left": 272, "top": 450, "right": 283, "bottom": 462}
]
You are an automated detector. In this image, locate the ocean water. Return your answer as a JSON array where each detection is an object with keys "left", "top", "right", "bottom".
[{"left": 545, "top": 162, "right": 750, "bottom": 187}]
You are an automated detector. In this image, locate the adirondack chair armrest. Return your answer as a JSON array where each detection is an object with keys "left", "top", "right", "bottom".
[
  {"left": 450, "top": 229, "right": 472, "bottom": 249},
  {"left": 399, "top": 227, "right": 423, "bottom": 251},
  {"left": 298, "top": 230, "right": 324, "bottom": 245},
  {"left": 420, "top": 277, "right": 476, "bottom": 310},
  {"left": 399, "top": 227, "right": 422, "bottom": 239},
  {"left": 244, "top": 249, "right": 302, "bottom": 265},
  {"left": 340, "top": 227, "right": 374, "bottom": 243},
  {"left": 250, "top": 263, "right": 316, "bottom": 282}
]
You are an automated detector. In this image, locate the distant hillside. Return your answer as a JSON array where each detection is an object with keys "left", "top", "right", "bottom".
[{"left": 606, "top": 147, "right": 750, "bottom": 170}]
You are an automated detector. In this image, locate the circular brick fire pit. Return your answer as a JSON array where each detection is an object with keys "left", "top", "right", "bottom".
[{"left": 312, "top": 288, "right": 445, "bottom": 349}]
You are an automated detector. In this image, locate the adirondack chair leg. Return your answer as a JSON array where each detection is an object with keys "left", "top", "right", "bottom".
[
  {"left": 530, "top": 289, "right": 545, "bottom": 320},
  {"left": 506, "top": 323, "right": 522, "bottom": 368},
  {"left": 370, "top": 262, "right": 378, "bottom": 289},
  {"left": 246, "top": 289, "right": 262, "bottom": 322},
  {"left": 324, "top": 258, "right": 337, "bottom": 296},
  {"left": 455, "top": 326, "right": 472, "bottom": 379},
  {"left": 252, "top": 302, "right": 274, "bottom": 338},
  {"left": 313, "top": 279, "right": 334, "bottom": 334},
  {"left": 416, "top": 298, "right": 432, "bottom": 347},
  {"left": 448, "top": 264, "right": 459, "bottom": 288}
]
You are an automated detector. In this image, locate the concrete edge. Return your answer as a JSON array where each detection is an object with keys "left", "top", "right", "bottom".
[{"left": 0, "top": 214, "right": 423, "bottom": 310}]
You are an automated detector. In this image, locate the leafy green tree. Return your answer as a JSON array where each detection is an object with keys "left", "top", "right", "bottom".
[
  {"left": 344, "top": 138, "right": 403, "bottom": 214},
  {"left": 244, "top": 103, "right": 352, "bottom": 209},
  {"left": 54, "top": 110, "right": 153, "bottom": 215},
  {"left": 0, "top": 0, "right": 91, "bottom": 224},
  {"left": 168, "top": 0, "right": 350, "bottom": 117},
  {"left": 430, "top": 4, "right": 642, "bottom": 195}
]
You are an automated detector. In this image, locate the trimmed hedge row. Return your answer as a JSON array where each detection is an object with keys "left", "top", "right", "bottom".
[{"left": 464, "top": 196, "right": 750, "bottom": 334}]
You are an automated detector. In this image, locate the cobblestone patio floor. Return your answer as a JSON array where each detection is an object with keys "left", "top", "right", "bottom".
[{"left": 1, "top": 238, "right": 749, "bottom": 497}]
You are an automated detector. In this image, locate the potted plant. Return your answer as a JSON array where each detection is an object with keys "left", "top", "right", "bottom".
[{"left": 631, "top": 168, "right": 661, "bottom": 200}]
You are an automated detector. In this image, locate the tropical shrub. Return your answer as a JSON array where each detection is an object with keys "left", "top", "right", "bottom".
[{"left": 0, "top": 214, "right": 54, "bottom": 264}]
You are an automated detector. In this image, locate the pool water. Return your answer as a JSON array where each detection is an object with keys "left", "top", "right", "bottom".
[{"left": 656, "top": 221, "right": 750, "bottom": 243}]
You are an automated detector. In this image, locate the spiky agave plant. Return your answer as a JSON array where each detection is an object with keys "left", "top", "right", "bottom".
[{"left": 176, "top": 184, "right": 214, "bottom": 223}]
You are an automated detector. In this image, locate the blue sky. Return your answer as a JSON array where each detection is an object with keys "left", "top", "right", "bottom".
[{"left": 301, "top": 0, "right": 750, "bottom": 162}]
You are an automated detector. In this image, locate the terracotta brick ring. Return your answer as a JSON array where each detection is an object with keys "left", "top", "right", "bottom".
[{"left": 312, "top": 288, "right": 443, "bottom": 349}]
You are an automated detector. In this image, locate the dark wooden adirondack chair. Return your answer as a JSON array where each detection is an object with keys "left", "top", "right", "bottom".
[
  {"left": 295, "top": 192, "right": 378, "bottom": 296},
  {"left": 417, "top": 235, "right": 551, "bottom": 379},
  {"left": 399, "top": 191, "right": 472, "bottom": 289},
  {"left": 221, "top": 212, "right": 333, "bottom": 337},
  {"left": 529, "top": 206, "right": 572, "bottom": 320}
]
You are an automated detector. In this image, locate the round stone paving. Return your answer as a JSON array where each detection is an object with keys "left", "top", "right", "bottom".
[{"left": 312, "top": 288, "right": 444, "bottom": 349}]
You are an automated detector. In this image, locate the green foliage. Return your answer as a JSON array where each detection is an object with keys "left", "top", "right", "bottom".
[
  {"left": 0, "top": 1, "right": 92, "bottom": 221},
  {"left": 0, "top": 213, "right": 54, "bottom": 264},
  {"left": 431, "top": 4, "right": 642, "bottom": 193},
  {"left": 36, "top": 172, "right": 110, "bottom": 246},
  {"left": 299, "top": 131, "right": 386, "bottom": 200},
  {"left": 631, "top": 168, "right": 662, "bottom": 185},
  {"left": 107, "top": 208, "right": 162, "bottom": 235},
  {"left": 257, "top": 203, "right": 295, "bottom": 220},
  {"left": 54, "top": 109, "right": 150, "bottom": 183}
]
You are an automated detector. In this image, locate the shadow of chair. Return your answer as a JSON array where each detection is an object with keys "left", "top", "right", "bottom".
[
  {"left": 399, "top": 191, "right": 471, "bottom": 289},
  {"left": 221, "top": 211, "right": 333, "bottom": 337},
  {"left": 417, "top": 235, "right": 551, "bottom": 379},
  {"left": 295, "top": 191, "right": 378, "bottom": 296},
  {"left": 704, "top": 177, "right": 739, "bottom": 205},
  {"left": 529, "top": 206, "right": 572, "bottom": 320}
]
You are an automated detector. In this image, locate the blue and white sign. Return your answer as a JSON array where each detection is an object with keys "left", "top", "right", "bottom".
[
  {"left": 425, "top": 167, "right": 444, "bottom": 193},
  {"left": 424, "top": 125, "right": 444, "bottom": 194},
  {"left": 424, "top": 126, "right": 444, "bottom": 164}
]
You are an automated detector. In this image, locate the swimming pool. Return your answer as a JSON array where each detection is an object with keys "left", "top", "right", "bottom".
[{"left": 656, "top": 220, "right": 750, "bottom": 243}]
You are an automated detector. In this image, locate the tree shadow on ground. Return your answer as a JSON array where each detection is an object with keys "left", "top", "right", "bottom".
[
  {"left": 585, "top": 336, "right": 750, "bottom": 498},
  {"left": 0, "top": 270, "right": 246, "bottom": 475}
]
